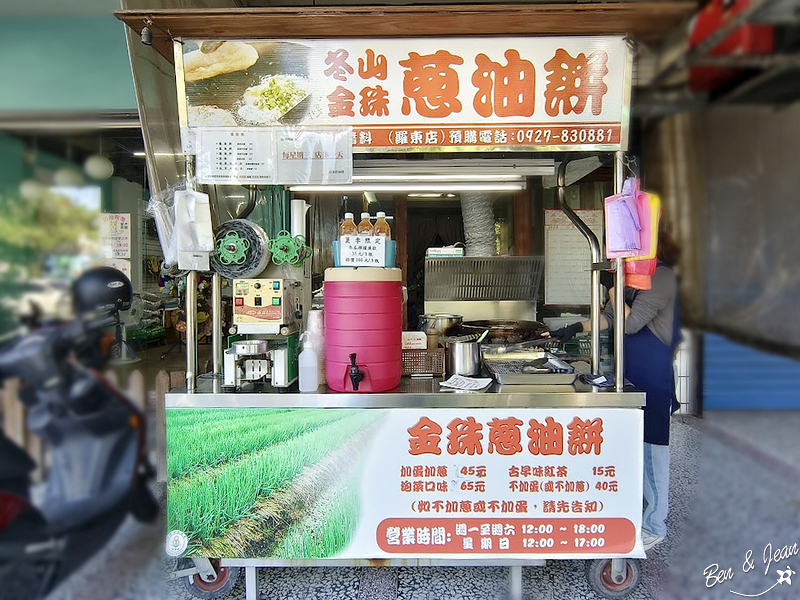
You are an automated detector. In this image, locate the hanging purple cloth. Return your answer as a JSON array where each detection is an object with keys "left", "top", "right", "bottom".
[{"left": 605, "top": 178, "right": 642, "bottom": 256}]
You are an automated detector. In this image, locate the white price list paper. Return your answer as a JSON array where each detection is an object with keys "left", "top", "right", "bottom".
[
  {"left": 339, "top": 235, "right": 386, "bottom": 267},
  {"left": 439, "top": 375, "right": 494, "bottom": 390},
  {"left": 545, "top": 210, "right": 604, "bottom": 305},
  {"left": 196, "top": 128, "right": 275, "bottom": 184},
  {"left": 276, "top": 127, "right": 353, "bottom": 184}
]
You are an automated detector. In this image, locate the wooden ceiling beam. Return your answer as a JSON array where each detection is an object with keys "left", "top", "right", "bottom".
[{"left": 116, "top": 3, "right": 696, "bottom": 64}]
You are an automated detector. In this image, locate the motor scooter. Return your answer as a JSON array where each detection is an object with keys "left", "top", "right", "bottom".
[{"left": 0, "top": 267, "right": 158, "bottom": 600}]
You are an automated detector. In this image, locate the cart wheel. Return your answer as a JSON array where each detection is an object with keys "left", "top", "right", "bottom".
[
  {"left": 586, "top": 558, "right": 640, "bottom": 599},
  {"left": 183, "top": 559, "right": 240, "bottom": 599}
]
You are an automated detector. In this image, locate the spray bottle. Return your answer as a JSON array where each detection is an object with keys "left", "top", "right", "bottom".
[{"left": 298, "top": 332, "right": 319, "bottom": 392}]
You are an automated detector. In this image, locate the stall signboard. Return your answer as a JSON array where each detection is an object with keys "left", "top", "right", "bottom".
[
  {"left": 178, "top": 36, "right": 631, "bottom": 153},
  {"left": 166, "top": 407, "right": 644, "bottom": 560}
]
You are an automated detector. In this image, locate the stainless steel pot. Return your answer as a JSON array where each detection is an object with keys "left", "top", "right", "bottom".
[
  {"left": 445, "top": 340, "right": 482, "bottom": 377},
  {"left": 418, "top": 314, "right": 463, "bottom": 336}
]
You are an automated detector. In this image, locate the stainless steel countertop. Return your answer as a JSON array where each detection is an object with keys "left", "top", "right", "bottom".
[{"left": 165, "top": 376, "right": 645, "bottom": 409}]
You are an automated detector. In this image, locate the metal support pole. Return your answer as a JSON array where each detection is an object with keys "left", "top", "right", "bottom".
[
  {"left": 590, "top": 264, "right": 602, "bottom": 375},
  {"left": 212, "top": 273, "right": 223, "bottom": 376},
  {"left": 186, "top": 271, "right": 197, "bottom": 392},
  {"left": 610, "top": 558, "right": 627, "bottom": 584},
  {"left": 614, "top": 151, "right": 626, "bottom": 391},
  {"left": 556, "top": 161, "right": 601, "bottom": 375},
  {"left": 245, "top": 566, "right": 258, "bottom": 600},
  {"left": 508, "top": 565, "right": 523, "bottom": 600},
  {"left": 192, "top": 558, "right": 216, "bottom": 582},
  {"left": 185, "top": 154, "right": 198, "bottom": 393}
]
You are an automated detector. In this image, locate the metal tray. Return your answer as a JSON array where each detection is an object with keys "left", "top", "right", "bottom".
[{"left": 483, "top": 356, "right": 576, "bottom": 385}]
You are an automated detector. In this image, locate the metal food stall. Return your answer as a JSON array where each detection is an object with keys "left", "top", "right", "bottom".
[{"left": 116, "top": 7, "right": 668, "bottom": 599}]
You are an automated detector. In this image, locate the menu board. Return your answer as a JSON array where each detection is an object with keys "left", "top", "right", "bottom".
[
  {"left": 194, "top": 126, "right": 352, "bottom": 185},
  {"left": 177, "top": 37, "right": 631, "bottom": 153},
  {"left": 545, "top": 209, "right": 604, "bottom": 305},
  {"left": 165, "top": 407, "right": 644, "bottom": 560},
  {"left": 195, "top": 128, "right": 276, "bottom": 184}
]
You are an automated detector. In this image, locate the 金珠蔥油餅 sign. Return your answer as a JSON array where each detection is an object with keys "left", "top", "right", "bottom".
[{"left": 178, "top": 37, "right": 631, "bottom": 153}]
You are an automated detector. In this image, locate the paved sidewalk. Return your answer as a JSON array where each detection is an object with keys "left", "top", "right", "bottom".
[{"left": 46, "top": 412, "right": 800, "bottom": 600}]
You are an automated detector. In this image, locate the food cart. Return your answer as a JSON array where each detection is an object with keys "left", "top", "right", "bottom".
[{"left": 116, "top": 6, "right": 690, "bottom": 599}]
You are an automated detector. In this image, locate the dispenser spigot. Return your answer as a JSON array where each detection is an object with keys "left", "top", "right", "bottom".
[{"left": 349, "top": 353, "right": 365, "bottom": 391}]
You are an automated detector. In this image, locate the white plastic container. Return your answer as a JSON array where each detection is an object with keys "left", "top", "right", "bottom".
[
  {"left": 306, "top": 309, "right": 326, "bottom": 385},
  {"left": 298, "top": 333, "right": 319, "bottom": 392}
]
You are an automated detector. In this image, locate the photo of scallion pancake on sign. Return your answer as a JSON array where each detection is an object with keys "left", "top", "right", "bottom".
[
  {"left": 187, "top": 105, "right": 238, "bottom": 127},
  {"left": 183, "top": 41, "right": 259, "bottom": 82},
  {"left": 183, "top": 40, "right": 312, "bottom": 125},
  {"left": 236, "top": 75, "right": 310, "bottom": 125}
]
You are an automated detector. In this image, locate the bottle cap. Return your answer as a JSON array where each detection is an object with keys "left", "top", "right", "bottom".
[
  {"left": 360, "top": 212, "right": 371, "bottom": 219},
  {"left": 344, "top": 212, "right": 354, "bottom": 219},
  {"left": 376, "top": 211, "right": 386, "bottom": 218}
]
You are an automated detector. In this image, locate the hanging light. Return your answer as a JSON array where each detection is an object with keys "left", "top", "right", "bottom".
[
  {"left": 19, "top": 179, "right": 47, "bottom": 201},
  {"left": 54, "top": 139, "right": 84, "bottom": 187},
  {"left": 19, "top": 136, "right": 46, "bottom": 200},
  {"left": 84, "top": 154, "right": 114, "bottom": 180},
  {"left": 54, "top": 166, "right": 85, "bottom": 187}
]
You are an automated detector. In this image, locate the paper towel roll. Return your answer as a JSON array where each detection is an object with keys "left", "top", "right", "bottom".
[{"left": 290, "top": 199, "right": 310, "bottom": 239}]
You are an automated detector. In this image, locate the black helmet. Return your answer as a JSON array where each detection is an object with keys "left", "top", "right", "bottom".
[{"left": 72, "top": 267, "right": 133, "bottom": 316}]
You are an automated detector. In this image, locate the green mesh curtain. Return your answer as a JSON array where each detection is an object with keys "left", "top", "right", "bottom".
[{"left": 248, "top": 186, "right": 291, "bottom": 240}]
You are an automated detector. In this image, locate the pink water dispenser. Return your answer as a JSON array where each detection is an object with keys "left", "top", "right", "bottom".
[{"left": 324, "top": 267, "right": 402, "bottom": 393}]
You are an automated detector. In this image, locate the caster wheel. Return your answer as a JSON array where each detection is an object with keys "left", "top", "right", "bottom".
[
  {"left": 586, "top": 558, "right": 640, "bottom": 599},
  {"left": 183, "top": 559, "right": 240, "bottom": 599}
]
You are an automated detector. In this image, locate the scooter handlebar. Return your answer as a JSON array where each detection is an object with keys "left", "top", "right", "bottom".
[
  {"left": 52, "top": 314, "right": 118, "bottom": 355},
  {"left": 0, "top": 314, "right": 118, "bottom": 382}
]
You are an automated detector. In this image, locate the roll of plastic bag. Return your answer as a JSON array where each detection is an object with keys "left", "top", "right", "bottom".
[{"left": 175, "top": 189, "right": 215, "bottom": 271}]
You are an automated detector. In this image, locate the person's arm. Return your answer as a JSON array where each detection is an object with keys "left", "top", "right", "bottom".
[
  {"left": 550, "top": 302, "right": 610, "bottom": 341},
  {"left": 578, "top": 311, "right": 610, "bottom": 333},
  {"left": 619, "top": 268, "right": 676, "bottom": 335}
]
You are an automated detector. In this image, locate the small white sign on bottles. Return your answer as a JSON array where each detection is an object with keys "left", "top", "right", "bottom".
[{"left": 339, "top": 235, "right": 386, "bottom": 267}]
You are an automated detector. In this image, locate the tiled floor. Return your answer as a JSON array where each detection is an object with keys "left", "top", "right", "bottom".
[{"left": 41, "top": 376, "right": 800, "bottom": 600}]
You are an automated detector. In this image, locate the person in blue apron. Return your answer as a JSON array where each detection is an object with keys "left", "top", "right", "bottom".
[{"left": 550, "top": 230, "right": 681, "bottom": 552}]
